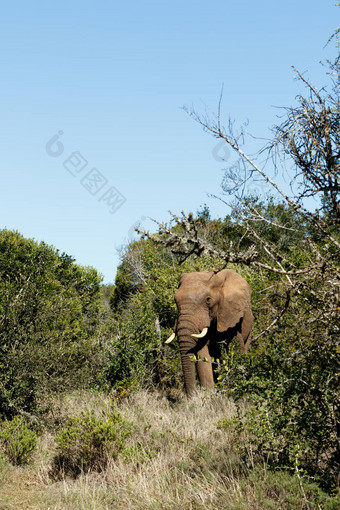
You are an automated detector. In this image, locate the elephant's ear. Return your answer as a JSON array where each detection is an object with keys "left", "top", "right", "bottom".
[{"left": 215, "top": 270, "right": 251, "bottom": 332}]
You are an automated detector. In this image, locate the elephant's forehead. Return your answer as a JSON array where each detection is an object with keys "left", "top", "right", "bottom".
[
  {"left": 180, "top": 272, "right": 212, "bottom": 285},
  {"left": 175, "top": 289, "right": 206, "bottom": 307},
  {"left": 176, "top": 285, "right": 206, "bottom": 296},
  {"left": 176, "top": 275, "right": 211, "bottom": 299}
]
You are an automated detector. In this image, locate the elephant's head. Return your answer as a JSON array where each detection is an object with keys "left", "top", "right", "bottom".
[{"left": 166, "top": 269, "right": 253, "bottom": 396}]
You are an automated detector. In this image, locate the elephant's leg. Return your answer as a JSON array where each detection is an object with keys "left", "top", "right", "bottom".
[
  {"left": 243, "top": 333, "right": 252, "bottom": 353},
  {"left": 196, "top": 345, "right": 214, "bottom": 389},
  {"left": 240, "top": 309, "right": 254, "bottom": 353},
  {"left": 237, "top": 332, "right": 247, "bottom": 353}
]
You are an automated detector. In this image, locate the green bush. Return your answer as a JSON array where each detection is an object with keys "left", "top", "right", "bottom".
[
  {"left": 218, "top": 336, "right": 340, "bottom": 493},
  {"left": 238, "top": 469, "right": 340, "bottom": 510},
  {"left": 52, "top": 410, "right": 132, "bottom": 477},
  {"left": 0, "top": 229, "right": 103, "bottom": 418},
  {"left": 0, "top": 415, "right": 37, "bottom": 465}
]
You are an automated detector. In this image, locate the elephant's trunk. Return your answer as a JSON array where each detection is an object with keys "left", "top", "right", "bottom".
[{"left": 176, "top": 318, "right": 200, "bottom": 397}]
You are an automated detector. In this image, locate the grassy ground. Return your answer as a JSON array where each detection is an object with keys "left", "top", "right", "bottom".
[{"left": 0, "top": 390, "right": 338, "bottom": 510}]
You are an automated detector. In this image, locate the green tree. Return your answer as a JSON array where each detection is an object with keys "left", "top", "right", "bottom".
[{"left": 0, "top": 229, "right": 103, "bottom": 418}]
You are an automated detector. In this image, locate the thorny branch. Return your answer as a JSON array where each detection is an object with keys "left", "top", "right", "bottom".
[{"left": 137, "top": 211, "right": 328, "bottom": 276}]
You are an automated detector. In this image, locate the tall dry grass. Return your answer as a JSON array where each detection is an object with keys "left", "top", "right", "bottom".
[{"left": 0, "top": 390, "right": 336, "bottom": 509}]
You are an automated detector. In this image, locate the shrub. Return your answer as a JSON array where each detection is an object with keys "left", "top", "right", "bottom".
[
  {"left": 239, "top": 468, "right": 340, "bottom": 510},
  {"left": 218, "top": 336, "right": 340, "bottom": 493},
  {"left": 0, "top": 229, "right": 103, "bottom": 418},
  {"left": 0, "top": 415, "right": 37, "bottom": 465},
  {"left": 52, "top": 410, "right": 132, "bottom": 477}
]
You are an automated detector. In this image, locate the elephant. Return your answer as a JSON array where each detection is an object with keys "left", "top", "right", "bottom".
[{"left": 166, "top": 269, "right": 253, "bottom": 396}]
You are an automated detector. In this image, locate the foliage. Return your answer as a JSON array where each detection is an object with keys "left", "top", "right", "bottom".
[
  {"left": 217, "top": 333, "right": 340, "bottom": 492},
  {"left": 52, "top": 409, "right": 132, "bottom": 477},
  {"left": 0, "top": 415, "right": 37, "bottom": 465},
  {"left": 0, "top": 229, "right": 103, "bottom": 418},
  {"left": 136, "top": 51, "right": 340, "bottom": 495},
  {"left": 238, "top": 469, "right": 340, "bottom": 510}
]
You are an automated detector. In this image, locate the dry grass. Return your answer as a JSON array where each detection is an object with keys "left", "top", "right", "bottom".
[{"left": 0, "top": 390, "right": 336, "bottom": 509}]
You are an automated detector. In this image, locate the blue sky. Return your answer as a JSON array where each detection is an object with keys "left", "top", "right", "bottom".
[{"left": 0, "top": 1, "right": 338, "bottom": 283}]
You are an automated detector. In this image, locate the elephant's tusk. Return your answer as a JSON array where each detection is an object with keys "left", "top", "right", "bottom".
[
  {"left": 165, "top": 333, "right": 176, "bottom": 344},
  {"left": 191, "top": 327, "right": 208, "bottom": 339}
]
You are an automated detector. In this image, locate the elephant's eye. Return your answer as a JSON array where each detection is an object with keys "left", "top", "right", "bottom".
[{"left": 206, "top": 296, "right": 212, "bottom": 305}]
